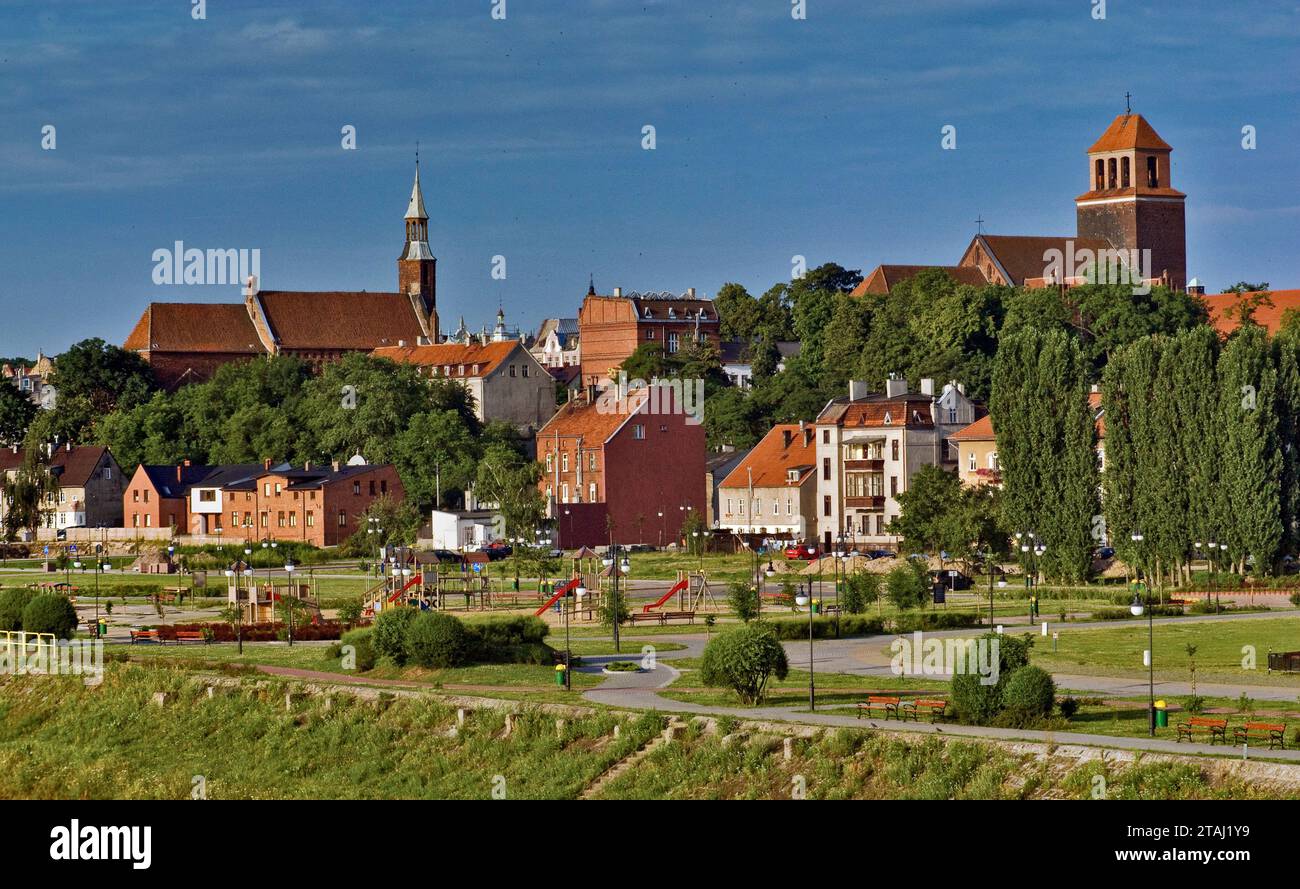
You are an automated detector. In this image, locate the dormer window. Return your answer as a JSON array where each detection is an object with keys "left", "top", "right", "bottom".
[
  {"left": 644, "top": 308, "right": 653, "bottom": 318},
  {"left": 668, "top": 308, "right": 676, "bottom": 319},
  {"left": 883, "top": 411, "right": 892, "bottom": 425},
  {"left": 786, "top": 469, "right": 799, "bottom": 483}
]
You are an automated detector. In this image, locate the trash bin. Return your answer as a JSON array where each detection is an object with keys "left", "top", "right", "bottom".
[
  {"left": 811, "top": 601, "right": 820, "bottom": 615},
  {"left": 1154, "top": 700, "right": 1168, "bottom": 728},
  {"left": 97, "top": 619, "right": 107, "bottom": 638},
  {"left": 554, "top": 664, "right": 566, "bottom": 686}
]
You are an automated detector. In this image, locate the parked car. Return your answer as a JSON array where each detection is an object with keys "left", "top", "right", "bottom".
[
  {"left": 863, "top": 549, "right": 895, "bottom": 560},
  {"left": 784, "top": 543, "right": 819, "bottom": 560},
  {"left": 930, "top": 569, "right": 974, "bottom": 591},
  {"left": 479, "top": 541, "right": 512, "bottom": 561},
  {"left": 627, "top": 543, "right": 657, "bottom": 553}
]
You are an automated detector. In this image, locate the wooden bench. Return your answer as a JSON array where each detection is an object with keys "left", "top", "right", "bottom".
[
  {"left": 627, "top": 612, "right": 665, "bottom": 626},
  {"left": 820, "top": 605, "right": 842, "bottom": 617},
  {"left": 129, "top": 629, "right": 160, "bottom": 645},
  {"left": 660, "top": 611, "right": 696, "bottom": 624},
  {"left": 901, "top": 699, "right": 948, "bottom": 722},
  {"left": 1177, "top": 716, "right": 1228, "bottom": 744},
  {"left": 174, "top": 630, "right": 209, "bottom": 645},
  {"left": 1233, "top": 721, "right": 1287, "bottom": 749},
  {"left": 856, "top": 695, "right": 902, "bottom": 720}
]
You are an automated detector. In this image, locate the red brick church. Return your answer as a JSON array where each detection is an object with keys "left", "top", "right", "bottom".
[
  {"left": 125, "top": 168, "right": 441, "bottom": 388},
  {"left": 853, "top": 109, "right": 1187, "bottom": 295}
]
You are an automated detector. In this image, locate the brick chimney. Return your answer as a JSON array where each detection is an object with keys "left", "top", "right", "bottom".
[
  {"left": 263, "top": 458, "right": 272, "bottom": 471},
  {"left": 782, "top": 428, "right": 793, "bottom": 448},
  {"left": 331, "top": 460, "right": 341, "bottom": 473}
]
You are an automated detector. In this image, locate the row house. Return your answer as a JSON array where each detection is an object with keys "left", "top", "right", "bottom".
[
  {"left": 717, "top": 423, "right": 818, "bottom": 543},
  {"left": 0, "top": 444, "right": 124, "bottom": 533},
  {"left": 577, "top": 284, "right": 721, "bottom": 387},
  {"left": 537, "top": 384, "right": 705, "bottom": 549},
  {"left": 814, "top": 377, "right": 978, "bottom": 550},
  {"left": 374, "top": 338, "right": 556, "bottom": 433}
]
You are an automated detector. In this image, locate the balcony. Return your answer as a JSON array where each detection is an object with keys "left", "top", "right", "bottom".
[
  {"left": 844, "top": 495, "right": 885, "bottom": 511},
  {"left": 844, "top": 459, "right": 884, "bottom": 472}
]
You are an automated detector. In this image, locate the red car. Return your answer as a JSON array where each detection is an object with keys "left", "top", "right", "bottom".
[{"left": 784, "top": 543, "right": 819, "bottom": 560}]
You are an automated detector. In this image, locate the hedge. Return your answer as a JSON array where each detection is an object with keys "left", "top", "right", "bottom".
[{"left": 150, "top": 620, "right": 344, "bottom": 642}]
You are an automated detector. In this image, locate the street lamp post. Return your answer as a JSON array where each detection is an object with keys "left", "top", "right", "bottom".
[
  {"left": 1129, "top": 588, "right": 1155, "bottom": 736},
  {"left": 603, "top": 545, "right": 630, "bottom": 654},
  {"left": 284, "top": 560, "right": 296, "bottom": 646},
  {"left": 795, "top": 584, "right": 815, "bottom": 711},
  {"left": 567, "top": 583, "right": 584, "bottom": 691}
]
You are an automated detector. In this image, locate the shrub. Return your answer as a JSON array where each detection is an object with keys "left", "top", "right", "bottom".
[
  {"left": 1058, "top": 697, "right": 1080, "bottom": 719},
  {"left": 949, "top": 632, "right": 1034, "bottom": 725},
  {"left": 727, "top": 582, "right": 761, "bottom": 622},
  {"left": 337, "top": 598, "right": 363, "bottom": 627},
  {"left": 406, "top": 612, "right": 468, "bottom": 669},
  {"left": 885, "top": 562, "right": 929, "bottom": 611},
  {"left": 21, "top": 595, "right": 78, "bottom": 639},
  {"left": 1290, "top": 591, "right": 1300, "bottom": 609},
  {"left": 766, "top": 615, "right": 884, "bottom": 640},
  {"left": 372, "top": 607, "right": 418, "bottom": 665},
  {"left": 699, "top": 622, "right": 789, "bottom": 704},
  {"left": 340, "top": 627, "right": 377, "bottom": 672},
  {"left": 893, "top": 611, "right": 981, "bottom": 632},
  {"left": 1001, "top": 666, "right": 1056, "bottom": 721},
  {"left": 842, "top": 571, "right": 881, "bottom": 614},
  {"left": 0, "top": 587, "right": 38, "bottom": 631},
  {"left": 1180, "top": 695, "right": 1206, "bottom": 715}
]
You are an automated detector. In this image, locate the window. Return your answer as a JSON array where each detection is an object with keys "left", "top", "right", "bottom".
[
  {"left": 561, "top": 452, "right": 569, "bottom": 472},
  {"left": 132, "top": 490, "right": 139, "bottom": 502},
  {"left": 263, "top": 483, "right": 271, "bottom": 497},
  {"left": 659, "top": 424, "right": 667, "bottom": 433},
  {"left": 883, "top": 411, "right": 892, "bottom": 425},
  {"left": 876, "top": 514, "right": 884, "bottom": 535},
  {"left": 1094, "top": 158, "right": 1104, "bottom": 190},
  {"left": 278, "top": 511, "right": 286, "bottom": 528},
  {"left": 589, "top": 454, "right": 597, "bottom": 470},
  {"left": 338, "top": 510, "right": 347, "bottom": 527},
  {"left": 633, "top": 424, "right": 645, "bottom": 440},
  {"left": 306, "top": 512, "right": 314, "bottom": 527},
  {"left": 244, "top": 512, "right": 252, "bottom": 527},
  {"left": 289, "top": 512, "right": 297, "bottom": 527},
  {"left": 168, "top": 513, "right": 176, "bottom": 527},
  {"left": 546, "top": 453, "right": 553, "bottom": 472},
  {"left": 1147, "top": 155, "right": 1158, "bottom": 188},
  {"left": 968, "top": 452, "right": 976, "bottom": 472},
  {"left": 380, "top": 480, "right": 387, "bottom": 494},
  {"left": 988, "top": 451, "right": 999, "bottom": 470},
  {"left": 646, "top": 330, "right": 654, "bottom": 339},
  {"left": 947, "top": 408, "right": 956, "bottom": 423},
  {"left": 522, "top": 365, "right": 528, "bottom": 377},
  {"left": 588, "top": 482, "right": 597, "bottom": 502},
  {"left": 369, "top": 480, "right": 376, "bottom": 496},
  {"left": 786, "top": 498, "right": 793, "bottom": 516},
  {"left": 230, "top": 511, "right": 238, "bottom": 526},
  {"left": 353, "top": 482, "right": 361, "bottom": 495},
  {"left": 102, "top": 468, "right": 112, "bottom": 480},
  {"left": 823, "top": 495, "right": 832, "bottom": 517},
  {"left": 561, "top": 483, "right": 569, "bottom": 503},
  {"left": 727, "top": 498, "right": 733, "bottom": 513},
  {"left": 261, "top": 512, "right": 269, "bottom": 528},
  {"left": 200, "top": 490, "right": 216, "bottom": 502},
  {"left": 545, "top": 484, "right": 553, "bottom": 499},
  {"left": 890, "top": 476, "right": 898, "bottom": 497},
  {"left": 667, "top": 332, "right": 679, "bottom": 354},
  {"left": 132, "top": 514, "right": 139, "bottom": 527},
  {"left": 822, "top": 429, "right": 830, "bottom": 444},
  {"left": 1121, "top": 156, "right": 1131, "bottom": 188},
  {"left": 509, "top": 365, "right": 516, "bottom": 377},
  {"left": 144, "top": 514, "right": 151, "bottom": 527},
  {"left": 274, "top": 483, "right": 282, "bottom": 495},
  {"left": 822, "top": 457, "right": 830, "bottom": 480},
  {"left": 891, "top": 440, "right": 899, "bottom": 461},
  {"left": 1107, "top": 157, "right": 1118, "bottom": 189}
]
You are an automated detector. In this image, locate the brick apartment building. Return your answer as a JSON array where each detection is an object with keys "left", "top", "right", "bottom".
[
  {"left": 124, "top": 461, "right": 214, "bottom": 532},
  {"left": 577, "top": 285, "right": 721, "bottom": 387},
  {"left": 538, "top": 384, "right": 705, "bottom": 549}
]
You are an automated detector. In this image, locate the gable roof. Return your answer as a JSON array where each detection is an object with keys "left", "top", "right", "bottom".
[
  {"left": 1087, "top": 113, "right": 1172, "bottom": 153},
  {"left": 538, "top": 389, "right": 650, "bottom": 444},
  {"left": 123, "top": 303, "right": 263, "bottom": 354},
  {"left": 1202, "top": 290, "right": 1300, "bottom": 337},
  {"left": 719, "top": 424, "right": 816, "bottom": 489},
  {"left": 47, "top": 446, "right": 113, "bottom": 487},
  {"left": 950, "top": 415, "right": 995, "bottom": 441},
  {"left": 256, "top": 291, "right": 426, "bottom": 351},
  {"left": 851, "top": 264, "right": 988, "bottom": 296},
  {"left": 817, "top": 393, "right": 936, "bottom": 429},
  {"left": 374, "top": 340, "right": 524, "bottom": 377},
  {"left": 965, "top": 235, "right": 1113, "bottom": 286},
  {"left": 136, "top": 464, "right": 219, "bottom": 498}
]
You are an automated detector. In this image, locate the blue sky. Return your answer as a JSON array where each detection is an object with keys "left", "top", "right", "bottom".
[{"left": 2, "top": 0, "right": 1297, "bottom": 356}]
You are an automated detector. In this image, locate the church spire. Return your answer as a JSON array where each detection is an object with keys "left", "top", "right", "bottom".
[{"left": 402, "top": 161, "right": 433, "bottom": 261}]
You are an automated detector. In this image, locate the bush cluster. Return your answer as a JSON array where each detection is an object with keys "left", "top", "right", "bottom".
[
  {"left": 359, "top": 611, "right": 552, "bottom": 670},
  {"left": 21, "top": 594, "right": 78, "bottom": 639}
]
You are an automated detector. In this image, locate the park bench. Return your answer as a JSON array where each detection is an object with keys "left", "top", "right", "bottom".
[
  {"left": 174, "top": 630, "right": 209, "bottom": 645},
  {"left": 1177, "top": 716, "right": 1228, "bottom": 744},
  {"left": 819, "top": 605, "right": 842, "bottom": 617},
  {"left": 627, "top": 612, "right": 665, "bottom": 626},
  {"left": 901, "top": 699, "right": 948, "bottom": 722},
  {"left": 1233, "top": 721, "right": 1287, "bottom": 749},
  {"left": 856, "top": 695, "right": 902, "bottom": 720},
  {"left": 660, "top": 611, "right": 696, "bottom": 624},
  {"left": 129, "top": 629, "right": 160, "bottom": 645}
]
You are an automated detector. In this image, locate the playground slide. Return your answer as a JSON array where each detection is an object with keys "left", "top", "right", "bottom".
[
  {"left": 534, "top": 577, "right": 581, "bottom": 616},
  {"left": 387, "top": 573, "right": 423, "bottom": 603},
  {"left": 642, "top": 577, "right": 689, "bottom": 613}
]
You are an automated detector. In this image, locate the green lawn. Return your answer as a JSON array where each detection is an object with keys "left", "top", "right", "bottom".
[{"left": 1030, "top": 616, "right": 1300, "bottom": 687}]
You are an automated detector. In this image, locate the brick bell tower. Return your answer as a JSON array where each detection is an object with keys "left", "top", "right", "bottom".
[
  {"left": 1075, "top": 108, "right": 1186, "bottom": 290},
  {"left": 398, "top": 159, "right": 438, "bottom": 332}
]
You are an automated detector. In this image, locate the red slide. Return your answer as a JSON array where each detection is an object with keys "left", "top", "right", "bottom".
[
  {"left": 534, "top": 577, "right": 581, "bottom": 616},
  {"left": 642, "top": 577, "right": 689, "bottom": 613},
  {"left": 387, "top": 572, "right": 423, "bottom": 603}
]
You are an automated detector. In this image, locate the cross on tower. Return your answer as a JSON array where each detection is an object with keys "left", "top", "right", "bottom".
[
  {"left": 975, "top": 215, "right": 985, "bottom": 235},
  {"left": 1125, "top": 92, "right": 1132, "bottom": 114}
]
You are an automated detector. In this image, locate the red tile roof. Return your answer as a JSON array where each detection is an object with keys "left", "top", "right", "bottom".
[
  {"left": 374, "top": 340, "right": 521, "bottom": 377},
  {"left": 123, "top": 303, "right": 263, "bottom": 354},
  {"left": 851, "top": 264, "right": 987, "bottom": 296},
  {"left": 817, "top": 396, "right": 935, "bottom": 429},
  {"left": 538, "top": 389, "right": 651, "bottom": 444},
  {"left": 1202, "top": 290, "right": 1300, "bottom": 336},
  {"left": 256, "top": 291, "right": 426, "bottom": 350},
  {"left": 969, "top": 235, "right": 1113, "bottom": 286},
  {"left": 719, "top": 424, "right": 816, "bottom": 489},
  {"left": 950, "top": 415, "right": 995, "bottom": 441},
  {"left": 1087, "top": 114, "right": 1172, "bottom": 153}
]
